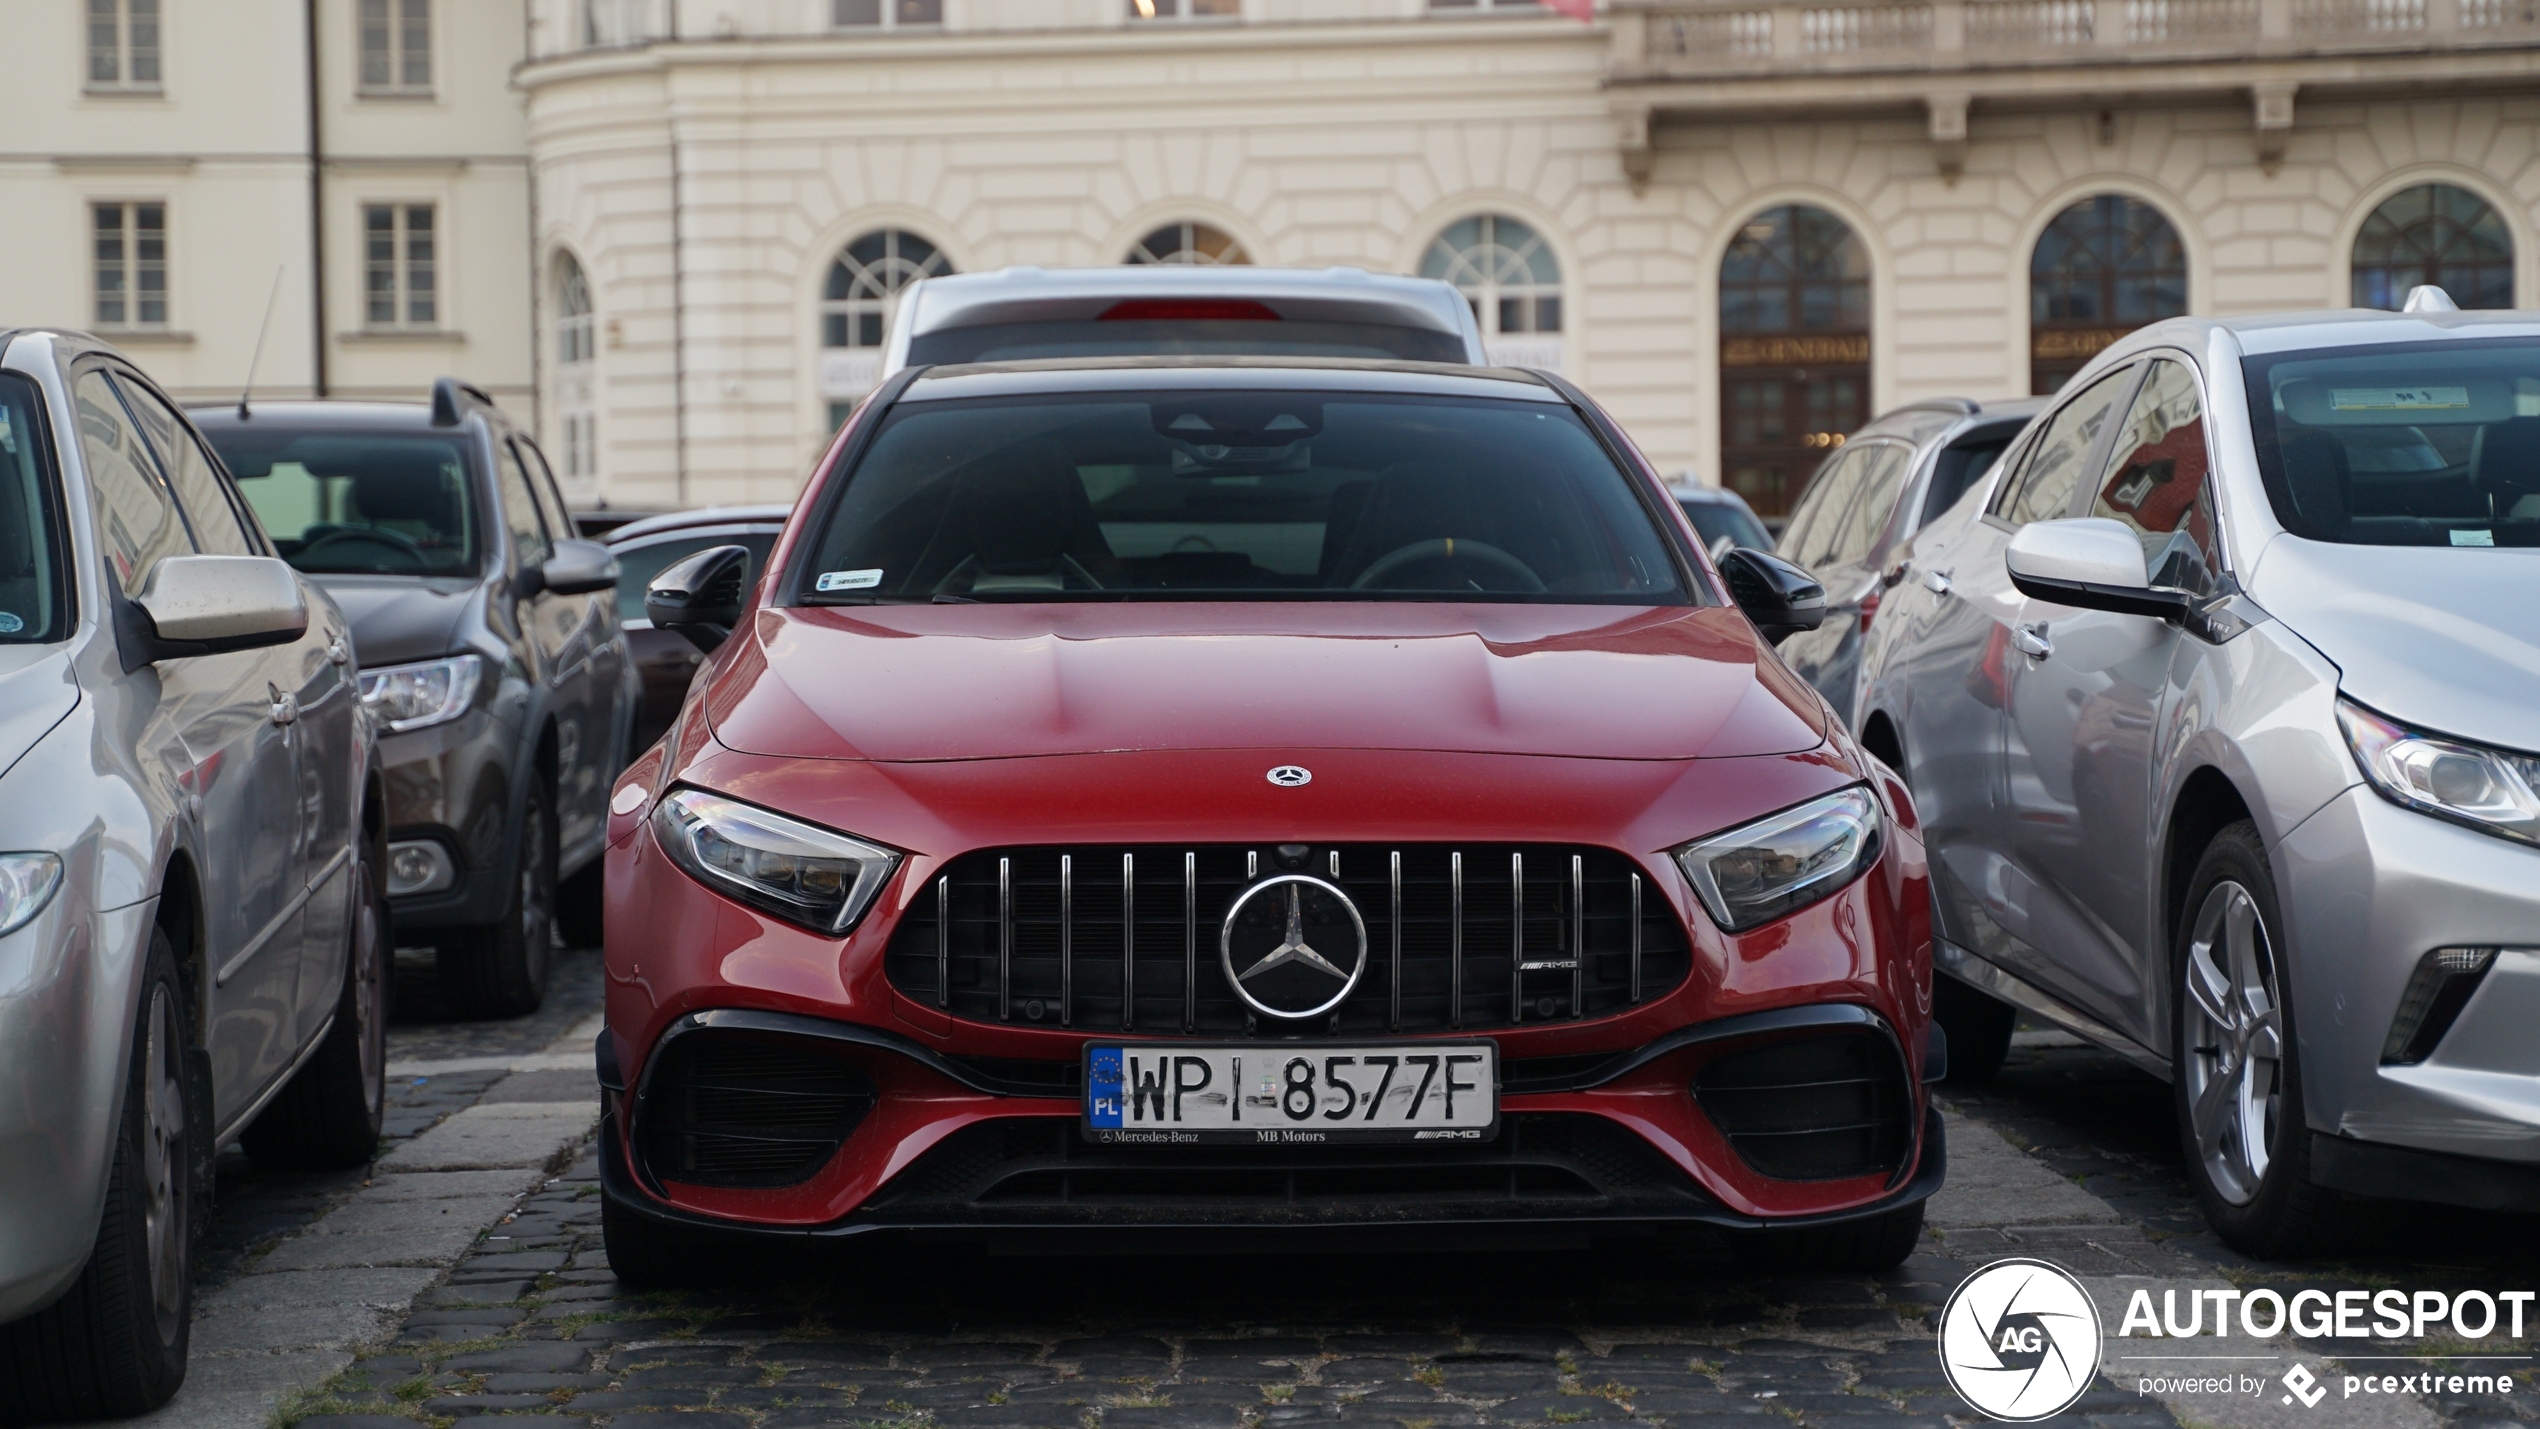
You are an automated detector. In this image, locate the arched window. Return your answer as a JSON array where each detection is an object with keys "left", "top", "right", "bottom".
[
  {"left": 1125, "top": 222, "right": 1250, "bottom": 266},
  {"left": 820, "top": 228, "right": 953, "bottom": 422},
  {"left": 554, "top": 254, "right": 597, "bottom": 484},
  {"left": 2352, "top": 183, "right": 2513, "bottom": 311},
  {"left": 1420, "top": 214, "right": 1563, "bottom": 370},
  {"left": 1718, "top": 205, "right": 1870, "bottom": 517},
  {"left": 2029, "top": 195, "right": 2188, "bottom": 394}
]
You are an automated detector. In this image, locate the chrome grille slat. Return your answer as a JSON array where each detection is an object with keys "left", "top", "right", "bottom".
[
  {"left": 1630, "top": 871, "right": 1644, "bottom": 1004},
  {"left": 887, "top": 843, "right": 1690, "bottom": 1035}
]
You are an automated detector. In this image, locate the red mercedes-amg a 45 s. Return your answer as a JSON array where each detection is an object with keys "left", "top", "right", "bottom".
[{"left": 596, "top": 357, "right": 1941, "bottom": 1280}]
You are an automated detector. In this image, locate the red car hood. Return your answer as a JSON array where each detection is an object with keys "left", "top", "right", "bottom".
[{"left": 704, "top": 602, "right": 1826, "bottom": 763}]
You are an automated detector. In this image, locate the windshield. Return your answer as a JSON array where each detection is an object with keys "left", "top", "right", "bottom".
[
  {"left": 909, "top": 320, "right": 1469, "bottom": 367},
  {"left": 0, "top": 375, "right": 67, "bottom": 643},
  {"left": 800, "top": 389, "right": 1688, "bottom": 604},
  {"left": 203, "top": 428, "right": 482, "bottom": 575},
  {"left": 2245, "top": 338, "right": 2540, "bottom": 547},
  {"left": 1678, "top": 496, "right": 1769, "bottom": 553}
]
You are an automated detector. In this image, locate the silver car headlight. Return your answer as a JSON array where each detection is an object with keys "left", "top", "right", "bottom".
[
  {"left": 0, "top": 853, "right": 63, "bottom": 938},
  {"left": 1673, "top": 787, "right": 1882, "bottom": 934},
  {"left": 652, "top": 788, "right": 901, "bottom": 935},
  {"left": 2339, "top": 699, "right": 2540, "bottom": 846},
  {"left": 359, "top": 654, "right": 484, "bottom": 734}
]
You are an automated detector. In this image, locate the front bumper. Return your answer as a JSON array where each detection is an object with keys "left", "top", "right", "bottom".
[
  {"left": 377, "top": 711, "right": 516, "bottom": 933},
  {"left": 2279, "top": 782, "right": 2540, "bottom": 1191},
  {"left": 597, "top": 1003, "right": 1942, "bottom": 1244}
]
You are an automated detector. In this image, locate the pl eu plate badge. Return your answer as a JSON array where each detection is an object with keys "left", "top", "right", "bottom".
[{"left": 1087, "top": 1047, "right": 1127, "bottom": 1132}]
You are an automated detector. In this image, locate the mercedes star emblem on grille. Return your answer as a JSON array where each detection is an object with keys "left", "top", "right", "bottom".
[
  {"left": 1219, "top": 874, "right": 1368, "bottom": 1020},
  {"left": 1266, "top": 765, "right": 1312, "bottom": 787}
]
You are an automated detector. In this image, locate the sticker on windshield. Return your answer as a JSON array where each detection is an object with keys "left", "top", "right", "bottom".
[
  {"left": 817, "top": 569, "right": 884, "bottom": 592},
  {"left": 0, "top": 612, "right": 20, "bottom": 634},
  {"left": 2451, "top": 529, "right": 2496, "bottom": 547},
  {"left": 2332, "top": 386, "right": 2470, "bottom": 412}
]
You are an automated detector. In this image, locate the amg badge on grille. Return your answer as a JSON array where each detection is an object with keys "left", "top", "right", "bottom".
[
  {"left": 1220, "top": 875, "right": 1367, "bottom": 1020},
  {"left": 1266, "top": 765, "right": 1312, "bottom": 788}
]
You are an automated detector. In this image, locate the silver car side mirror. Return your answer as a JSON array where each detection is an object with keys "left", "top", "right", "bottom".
[
  {"left": 119, "top": 555, "right": 309, "bottom": 671},
  {"left": 536, "top": 538, "right": 621, "bottom": 598},
  {"left": 2005, "top": 517, "right": 2190, "bottom": 621}
]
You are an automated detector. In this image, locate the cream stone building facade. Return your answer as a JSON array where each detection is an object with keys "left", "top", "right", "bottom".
[
  {"left": 520, "top": 0, "right": 2540, "bottom": 514},
  {"left": 7, "top": 1, "right": 2535, "bottom": 516},
  {"left": 0, "top": 2, "right": 534, "bottom": 412}
]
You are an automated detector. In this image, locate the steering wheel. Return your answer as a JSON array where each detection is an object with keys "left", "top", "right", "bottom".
[
  {"left": 1350, "top": 537, "right": 1545, "bottom": 594},
  {"left": 296, "top": 525, "right": 430, "bottom": 571}
]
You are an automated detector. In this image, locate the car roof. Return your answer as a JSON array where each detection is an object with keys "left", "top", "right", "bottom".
[
  {"left": 2096, "top": 307, "right": 2540, "bottom": 365},
  {"left": 895, "top": 266, "right": 1479, "bottom": 343},
  {"left": 897, "top": 354, "right": 1565, "bottom": 404},
  {"left": 186, "top": 399, "right": 479, "bottom": 433},
  {"left": 602, "top": 504, "right": 794, "bottom": 544}
]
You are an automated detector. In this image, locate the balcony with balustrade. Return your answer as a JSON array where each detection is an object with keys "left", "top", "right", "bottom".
[{"left": 1607, "top": 0, "right": 2540, "bottom": 179}]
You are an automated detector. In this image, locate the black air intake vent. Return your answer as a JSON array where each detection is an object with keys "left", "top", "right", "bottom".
[
  {"left": 1693, "top": 1032, "right": 1912, "bottom": 1182},
  {"left": 639, "top": 1033, "right": 875, "bottom": 1188},
  {"left": 885, "top": 843, "right": 1692, "bottom": 1036}
]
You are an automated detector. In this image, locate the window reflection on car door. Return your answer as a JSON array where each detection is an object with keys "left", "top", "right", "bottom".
[
  {"left": 80, "top": 368, "right": 309, "bottom": 1121},
  {"left": 1909, "top": 363, "right": 2139, "bottom": 997},
  {"left": 1780, "top": 441, "right": 1911, "bottom": 722},
  {"left": 511, "top": 436, "right": 614, "bottom": 858},
  {"left": 2000, "top": 357, "right": 2219, "bottom": 1046}
]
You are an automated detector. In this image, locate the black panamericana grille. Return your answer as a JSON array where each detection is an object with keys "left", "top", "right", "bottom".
[
  {"left": 1692, "top": 1033, "right": 1913, "bottom": 1182},
  {"left": 858, "top": 1112, "right": 1714, "bottom": 1222},
  {"left": 883, "top": 844, "right": 1692, "bottom": 1036},
  {"left": 638, "top": 1032, "right": 877, "bottom": 1189}
]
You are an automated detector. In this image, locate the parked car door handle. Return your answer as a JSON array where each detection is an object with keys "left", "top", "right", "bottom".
[
  {"left": 1921, "top": 567, "right": 1953, "bottom": 596},
  {"left": 326, "top": 637, "right": 349, "bottom": 666},
  {"left": 268, "top": 685, "right": 299, "bottom": 726},
  {"left": 1882, "top": 560, "right": 1910, "bottom": 589},
  {"left": 2013, "top": 623, "right": 2053, "bottom": 659}
]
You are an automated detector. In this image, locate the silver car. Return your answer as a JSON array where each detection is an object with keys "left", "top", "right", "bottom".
[
  {"left": 1855, "top": 291, "right": 2540, "bottom": 1255},
  {"left": 0, "top": 331, "right": 384, "bottom": 1415},
  {"left": 1770, "top": 395, "right": 2045, "bottom": 726}
]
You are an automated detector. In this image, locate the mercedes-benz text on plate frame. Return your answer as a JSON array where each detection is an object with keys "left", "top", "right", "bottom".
[
  {"left": 1084, "top": 1043, "right": 1500, "bottom": 1145},
  {"left": 1267, "top": 765, "right": 1311, "bottom": 787}
]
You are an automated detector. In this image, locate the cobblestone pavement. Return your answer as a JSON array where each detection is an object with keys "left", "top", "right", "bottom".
[
  {"left": 252, "top": 1016, "right": 2540, "bottom": 1429},
  {"left": 192, "top": 947, "right": 609, "bottom": 1295}
]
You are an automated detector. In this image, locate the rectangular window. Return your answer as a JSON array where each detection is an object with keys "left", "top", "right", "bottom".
[
  {"left": 1125, "top": 0, "right": 1239, "bottom": 17},
  {"left": 359, "top": 0, "right": 432, "bottom": 92},
  {"left": 833, "top": 0, "right": 942, "bottom": 25},
  {"left": 93, "top": 203, "right": 167, "bottom": 328},
  {"left": 87, "top": 0, "right": 161, "bottom": 89},
  {"left": 364, "top": 203, "right": 438, "bottom": 328},
  {"left": 1428, "top": 0, "right": 1547, "bottom": 9}
]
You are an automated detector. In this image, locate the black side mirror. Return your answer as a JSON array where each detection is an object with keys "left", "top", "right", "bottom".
[
  {"left": 646, "top": 544, "right": 751, "bottom": 655},
  {"left": 539, "top": 538, "right": 621, "bottom": 597},
  {"left": 1717, "top": 547, "right": 1827, "bottom": 645}
]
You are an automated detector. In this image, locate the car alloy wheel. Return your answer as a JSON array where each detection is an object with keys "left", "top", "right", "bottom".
[
  {"left": 2181, "top": 879, "right": 2284, "bottom": 1206},
  {"left": 141, "top": 982, "right": 190, "bottom": 1341}
]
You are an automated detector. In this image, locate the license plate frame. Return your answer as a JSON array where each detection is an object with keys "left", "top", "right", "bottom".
[{"left": 1081, "top": 1042, "right": 1500, "bottom": 1146}]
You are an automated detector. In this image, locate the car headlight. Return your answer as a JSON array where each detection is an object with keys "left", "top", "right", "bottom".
[
  {"left": 1673, "top": 787, "right": 1882, "bottom": 933},
  {"left": 2339, "top": 699, "right": 2540, "bottom": 846},
  {"left": 652, "top": 788, "right": 902, "bottom": 935},
  {"left": 359, "top": 654, "right": 484, "bottom": 734},
  {"left": 0, "top": 853, "right": 63, "bottom": 938}
]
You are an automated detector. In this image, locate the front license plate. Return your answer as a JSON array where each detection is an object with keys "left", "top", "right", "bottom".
[{"left": 1083, "top": 1043, "right": 1498, "bottom": 1145}]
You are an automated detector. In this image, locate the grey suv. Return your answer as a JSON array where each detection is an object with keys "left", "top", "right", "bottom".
[
  {"left": 1771, "top": 396, "right": 2045, "bottom": 724},
  {"left": 194, "top": 382, "right": 632, "bottom": 1017},
  {"left": 0, "top": 330, "right": 385, "bottom": 1416}
]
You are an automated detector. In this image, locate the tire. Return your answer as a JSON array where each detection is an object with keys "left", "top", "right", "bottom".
[
  {"left": 437, "top": 779, "right": 556, "bottom": 1018},
  {"left": 0, "top": 927, "right": 200, "bottom": 1418},
  {"left": 2172, "top": 820, "right": 2345, "bottom": 1258},
  {"left": 601, "top": 1194, "right": 732, "bottom": 1291},
  {"left": 242, "top": 842, "right": 388, "bottom": 1171},
  {"left": 1934, "top": 973, "right": 2017, "bottom": 1083},
  {"left": 555, "top": 859, "right": 605, "bottom": 951},
  {"left": 1743, "top": 1201, "right": 1925, "bottom": 1273}
]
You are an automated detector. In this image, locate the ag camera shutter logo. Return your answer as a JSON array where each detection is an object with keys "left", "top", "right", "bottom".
[{"left": 1939, "top": 1258, "right": 2103, "bottom": 1421}]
